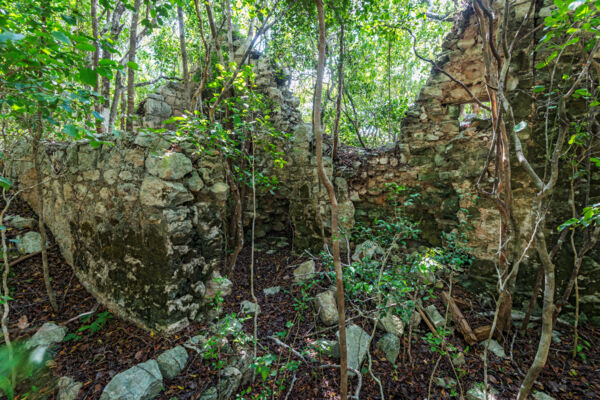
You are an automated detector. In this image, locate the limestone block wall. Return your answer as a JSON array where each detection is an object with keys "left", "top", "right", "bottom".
[{"left": 13, "top": 134, "right": 230, "bottom": 333}]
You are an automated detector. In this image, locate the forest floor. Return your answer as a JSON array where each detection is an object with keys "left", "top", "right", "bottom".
[{"left": 3, "top": 197, "right": 600, "bottom": 400}]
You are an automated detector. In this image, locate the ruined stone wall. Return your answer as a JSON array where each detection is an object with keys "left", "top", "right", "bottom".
[
  {"left": 13, "top": 0, "right": 600, "bottom": 332},
  {"left": 13, "top": 134, "right": 232, "bottom": 333}
]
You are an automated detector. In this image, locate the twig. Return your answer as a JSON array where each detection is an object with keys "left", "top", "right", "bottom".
[
  {"left": 8, "top": 244, "right": 58, "bottom": 268},
  {"left": 283, "top": 373, "right": 297, "bottom": 400},
  {"left": 61, "top": 304, "right": 99, "bottom": 325}
]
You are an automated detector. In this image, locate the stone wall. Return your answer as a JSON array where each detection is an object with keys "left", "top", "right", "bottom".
[{"left": 13, "top": 134, "right": 232, "bottom": 333}]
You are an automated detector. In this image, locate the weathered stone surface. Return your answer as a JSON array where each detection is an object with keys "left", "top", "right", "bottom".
[
  {"left": 57, "top": 376, "right": 83, "bottom": 400},
  {"left": 156, "top": 346, "right": 189, "bottom": 380},
  {"left": 293, "top": 260, "right": 316, "bottom": 283},
  {"left": 25, "top": 322, "right": 67, "bottom": 349},
  {"left": 533, "top": 392, "right": 556, "bottom": 400},
  {"left": 13, "top": 137, "right": 227, "bottom": 334},
  {"left": 377, "top": 313, "right": 405, "bottom": 337},
  {"left": 466, "top": 385, "right": 499, "bottom": 400},
  {"left": 376, "top": 333, "right": 401, "bottom": 364},
  {"left": 352, "top": 240, "right": 383, "bottom": 261},
  {"left": 338, "top": 324, "right": 371, "bottom": 375},
  {"left": 482, "top": 339, "right": 507, "bottom": 359},
  {"left": 6, "top": 215, "right": 36, "bottom": 229},
  {"left": 314, "top": 290, "right": 338, "bottom": 326},
  {"left": 146, "top": 151, "right": 193, "bottom": 180},
  {"left": 16, "top": 231, "right": 43, "bottom": 254},
  {"left": 100, "top": 360, "right": 163, "bottom": 400},
  {"left": 263, "top": 286, "right": 281, "bottom": 296},
  {"left": 312, "top": 339, "right": 340, "bottom": 358},
  {"left": 425, "top": 305, "right": 446, "bottom": 329},
  {"left": 240, "top": 300, "right": 261, "bottom": 315}
]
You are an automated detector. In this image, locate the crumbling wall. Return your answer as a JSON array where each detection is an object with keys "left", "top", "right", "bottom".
[
  {"left": 13, "top": 135, "right": 231, "bottom": 333},
  {"left": 13, "top": 0, "right": 600, "bottom": 332}
]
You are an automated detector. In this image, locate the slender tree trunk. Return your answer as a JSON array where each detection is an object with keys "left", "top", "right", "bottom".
[
  {"left": 205, "top": 0, "right": 224, "bottom": 67},
  {"left": 518, "top": 225, "right": 555, "bottom": 400},
  {"left": 225, "top": 0, "right": 234, "bottom": 65},
  {"left": 126, "top": 0, "right": 141, "bottom": 132},
  {"left": 1, "top": 197, "right": 15, "bottom": 385},
  {"left": 91, "top": 0, "right": 101, "bottom": 133},
  {"left": 314, "top": 1, "right": 348, "bottom": 397},
  {"left": 177, "top": 5, "right": 190, "bottom": 109},
  {"left": 387, "top": 38, "right": 392, "bottom": 142},
  {"left": 332, "top": 22, "right": 344, "bottom": 161},
  {"left": 32, "top": 116, "right": 58, "bottom": 312},
  {"left": 101, "top": 1, "right": 125, "bottom": 131}
]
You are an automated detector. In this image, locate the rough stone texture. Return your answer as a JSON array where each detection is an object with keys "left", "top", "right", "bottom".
[
  {"left": 466, "top": 385, "right": 499, "bottom": 400},
  {"left": 338, "top": 324, "right": 371, "bottom": 375},
  {"left": 240, "top": 300, "right": 260, "bottom": 315},
  {"left": 482, "top": 339, "right": 507, "bottom": 359},
  {"left": 533, "top": 392, "right": 556, "bottom": 400},
  {"left": 57, "top": 376, "right": 83, "bottom": 400},
  {"left": 425, "top": 305, "right": 446, "bottom": 330},
  {"left": 5, "top": 215, "right": 36, "bottom": 229},
  {"left": 13, "top": 136, "right": 227, "bottom": 333},
  {"left": 293, "top": 260, "right": 316, "bottom": 283},
  {"left": 100, "top": 359, "right": 163, "bottom": 400},
  {"left": 25, "top": 322, "right": 67, "bottom": 349},
  {"left": 263, "top": 286, "right": 280, "bottom": 296},
  {"left": 16, "top": 231, "right": 43, "bottom": 254},
  {"left": 314, "top": 290, "right": 338, "bottom": 326},
  {"left": 376, "top": 333, "right": 401, "bottom": 364},
  {"left": 156, "top": 346, "right": 189, "bottom": 380}
]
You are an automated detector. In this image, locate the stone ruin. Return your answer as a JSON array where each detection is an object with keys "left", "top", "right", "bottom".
[{"left": 11, "top": 0, "right": 600, "bottom": 332}]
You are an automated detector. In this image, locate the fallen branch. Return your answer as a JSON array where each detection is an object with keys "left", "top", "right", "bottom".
[
  {"left": 416, "top": 305, "right": 438, "bottom": 336},
  {"left": 441, "top": 291, "right": 478, "bottom": 345},
  {"left": 8, "top": 244, "right": 58, "bottom": 268}
]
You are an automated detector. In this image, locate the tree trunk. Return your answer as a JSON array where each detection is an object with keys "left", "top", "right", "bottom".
[
  {"left": 126, "top": 0, "right": 141, "bottom": 132},
  {"left": 101, "top": 1, "right": 125, "bottom": 131},
  {"left": 332, "top": 23, "right": 344, "bottom": 161},
  {"left": 517, "top": 226, "right": 555, "bottom": 400},
  {"left": 177, "top": 5, "right": 190, "bottom": 109},
  {"left": 91, "top": 0, "right": 101, "bottom": 133},
  {"left": 32, "top": 115, "right": 59, "bottom": 312},
  {"left": 314, "top": 1, "right": 348, "bottom": 397}
]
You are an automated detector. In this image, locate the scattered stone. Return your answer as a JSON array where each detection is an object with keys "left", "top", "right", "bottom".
[
  {"left": 215, "top": 315, "right": 243, "bottom": 335},
  {"left": 156, "top": 346, "right": 189, "bottom": 380},
  {"left": 293, "top": 260, "right": 316, "bottom": 283},
  {"left": 552, "top": 330, "right": 561, "bottom": 344},
  {"left": 25, "top": 322, "right": 67, "bottom": 349},
  {"left": 376, "top": 333, "right": 401, "bottom": 364},
  {"left": 482, "top": 339, "right": 507, "bottom": 359},
  {"left": 146, "top": 151, "right": 193, "bottom": 180},
  {"left": 339, "top": 324, "right": 371, "bottom": 375},
  {"left": 16, "top": 231, "right": 43, "bottom": 254},
  {"left": 263, "top": 286, "right": 281, "bottom": 296},
  {"left": 425, "top": 304, "right": 446, "bottom": 329},
  {"left": 312, "top": 339, "right": 340, "bottom": 358},
  {"left": 100, "top": 360, "right": 163, "bottom": 400},
  {"left": 240, "top": 300, "right": 261, "bottom": 315},
  {"left": 533, "top": 391, "right": 556, "bottom": 400},
  {"left": 314, "top": 290, "right": 338, "bottom": 326},
  {"left": 6, "top": 215, "right": 36, "bottom": 229},
  {"left": 452, "top": 352, "right": 466, "bottom": 367},
  {"left": 435, "top": 377, "right": 458, "bottom": 388},
  {"left": 204, "top": 271, "right": 233, "bottom": 299},
  {"left": 57, "top": 376, "right": 83, "bottom": 400},
  {"left": 466, "top": 384, "right": 499, "bottom": 400},
  {"left": 377, "top": 313, "right": 405, "bottom": 337},
  {"left": 216, "top": 366, "right": 242, "bottom": 400},
  {"left": 352, "top": 240, "right": 383, "bottom": 261}
]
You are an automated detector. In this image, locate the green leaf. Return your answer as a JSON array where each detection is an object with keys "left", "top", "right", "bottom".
[
  {"left": 0, "top": 177, "right": 12, "bottom": 190},
  {"left": 51, "top": 30, "right": 71, "bottom": 46},
  {"left": 76, "top": 42, "right": 96, "bottom": 52},
  {"left": 514, "top": 121, "right": 527, "bottom": 133},
  {"left": 79, "top": 68, "right": 98, "bottom": 86},
  {"left": 126, "top": 61, "right": 139, "bottom": 71},
  {"left": 63, "top": 124, "right": 79, "bottom": 138},
  {"left": 533, "top": 85, "right": 545, "bottom": 93},
  {"left": 92, "top": 111, "right": 104, "bottom": 121},
  {"left": 0, "top": 31, "right": 25, "bottom": 44},
  {"left": 591, "top": 157, "right": 600, "bottom": 167}
]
